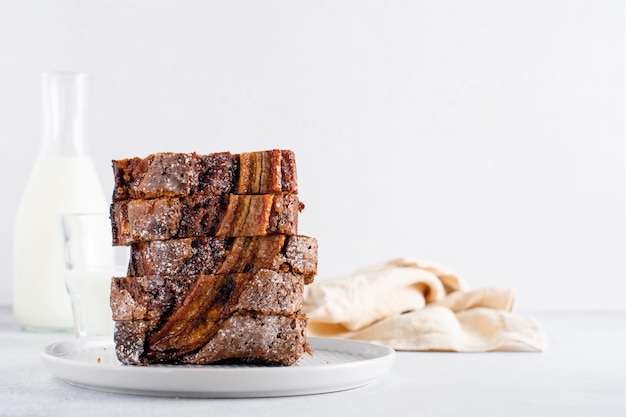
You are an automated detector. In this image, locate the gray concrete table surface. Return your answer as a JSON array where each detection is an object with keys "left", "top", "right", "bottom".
[{"left": 1, "top": 306, "right": 625, "bottom": 417}]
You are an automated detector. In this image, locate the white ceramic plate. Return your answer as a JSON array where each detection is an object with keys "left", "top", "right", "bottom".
[{"left": 41, "top": 337, "right": 395, "bottom": 398}]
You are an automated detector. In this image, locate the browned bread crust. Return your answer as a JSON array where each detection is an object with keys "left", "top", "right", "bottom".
[
  {"left": 127, "top": 235, "right": 317, "bottom": 284},
  {"left": 114, "top": 313, "right": 309, "bottom": 366},
  {"left": 110, "top": 149, "right": 312, "bottom": 367},
  {"left": 110, "top": 269, "right": 306, "bottom": 321},
  {"left": 112, "top": 149, "right": 297, "bottom": 201},
  {"left": 110, "top": 193, "right": 302, "bottom": 245}
]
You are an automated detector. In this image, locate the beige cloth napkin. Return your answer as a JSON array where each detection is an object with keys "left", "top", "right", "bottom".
[{"left": 304, "top": 258, "right": 547, "bottom": 352}]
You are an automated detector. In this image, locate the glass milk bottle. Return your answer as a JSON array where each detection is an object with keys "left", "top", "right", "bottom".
[{"left": 13, "top": 72, "right": 108, "bottom": 331}]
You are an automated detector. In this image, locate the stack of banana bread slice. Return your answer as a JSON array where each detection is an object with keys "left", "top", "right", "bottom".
[{"left": 109, "top": 150, "right": 317, "bottom": 366}]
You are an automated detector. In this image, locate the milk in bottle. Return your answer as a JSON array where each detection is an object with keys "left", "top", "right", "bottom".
[{"left": 13, "top": 72, "right": 108, "bottom": 331}]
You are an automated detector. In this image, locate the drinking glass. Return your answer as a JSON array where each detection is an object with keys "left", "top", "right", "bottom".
[{"left": 61, "top": 213, "right": 127, "bottom": 337}]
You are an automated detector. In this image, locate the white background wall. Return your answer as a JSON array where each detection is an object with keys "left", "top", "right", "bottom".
[{"left": 1, "top": 1, "right": 625, "bottom": 311}]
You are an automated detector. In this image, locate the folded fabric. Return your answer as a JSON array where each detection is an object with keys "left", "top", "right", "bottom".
[{"left": 303, "top": 258, "right": 547, "bottom": 352}]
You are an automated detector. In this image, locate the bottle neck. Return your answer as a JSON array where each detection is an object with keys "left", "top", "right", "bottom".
[{"left": 40, "top": 72, "right": 89, "bottom": 157}]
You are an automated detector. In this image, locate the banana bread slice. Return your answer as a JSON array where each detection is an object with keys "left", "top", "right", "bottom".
[
  {"left": 112, "top": 149, "right": 297, "bottom": 201},
  {"left": 127, "top": 235, "right": 317, "bottom": 283},
  {"left": 111, "top": 270, "right": 306, "bottom": 321},
  {"left": 110, "top": 193, "right": 302, "bottom": 245},
  {"left": 114, "top": 313, "right": 310, "bottom": 365}
]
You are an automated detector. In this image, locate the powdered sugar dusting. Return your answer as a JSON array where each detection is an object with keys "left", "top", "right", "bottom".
[{"left": 110, "top": 149, "right": 315, "bottom": 367}]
